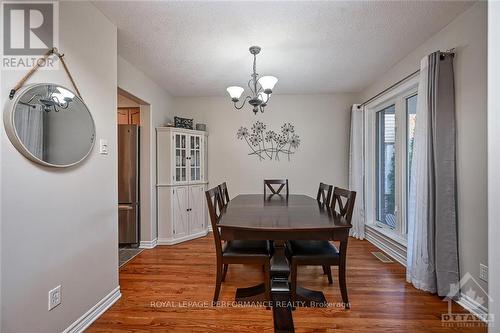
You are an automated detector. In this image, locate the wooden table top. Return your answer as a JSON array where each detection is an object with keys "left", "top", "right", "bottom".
[{"left": 219, "top": 194, "right": 351, "bottom": 233}]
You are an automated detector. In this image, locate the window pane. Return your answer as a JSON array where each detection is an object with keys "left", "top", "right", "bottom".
[
  {"left": 406, "top": 94, "right": 418, "bottom": 232},
  {"left": 376, "top": 105, "right": 396, "bottom": 229}
]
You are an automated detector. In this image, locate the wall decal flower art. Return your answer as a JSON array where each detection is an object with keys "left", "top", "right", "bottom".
[{"left": 236, "top": 122, "right": 301, "bottom": 161}]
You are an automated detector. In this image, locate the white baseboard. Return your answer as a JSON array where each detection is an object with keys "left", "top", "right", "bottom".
[
  {"left": 157, "top": 229, "right": 208, "bottom": 245},
  {"left": 63, "top": 286, "right": 121, "bottom": 333},
  {"left": 458, "top": 292, "right": 489, "bottom": 322},
  {"left": 139, "top": 238, "right": 158, "bottom": 249},
  {"left": 365, "top": 226, "right": 407, "bottom": 267}
]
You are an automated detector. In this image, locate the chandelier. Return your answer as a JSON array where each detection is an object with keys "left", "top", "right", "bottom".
[
  {"left": 19, "top": 85, "right": 75, "bottom": 113},
  {"left": 226, "top": 46, "right": 278, "bottom": 114}
]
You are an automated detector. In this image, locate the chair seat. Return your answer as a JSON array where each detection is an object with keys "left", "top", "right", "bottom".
[
  {"left": 287, "top": 240, "right": 339, "bottom": 260},
  {"left": 222, "top": 240, "right": 270, "bottom": 257}
]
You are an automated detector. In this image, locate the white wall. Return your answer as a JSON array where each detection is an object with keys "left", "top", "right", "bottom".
[
  {"left": 117, "top": 56, "right": 173, "bottom": 242},
  {"left": 0, "top": 2, "right": 119, "bottom": 332},
  {"left": 172, "top": 94, "right": 357, "bottom": 197},
  {"left": 488, "top": 2, "right": 500, "bottom": 331},
  {"left": 360, "top": 2, "right": 488, "bottom": 294}
]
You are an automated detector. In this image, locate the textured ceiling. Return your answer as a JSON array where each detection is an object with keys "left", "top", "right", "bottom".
[{"left": 94, "top": 1, "right": 474, "bottom": 96}]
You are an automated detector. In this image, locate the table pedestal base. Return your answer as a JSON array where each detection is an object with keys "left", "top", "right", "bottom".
[
  {"left": 235, "top": 283, "right": 267, "bottom": 303},
  {"left": 294, "top": 286, "right": 327, "bottom": 307},
  {"left": 235, "top": 284, "right": 327, "bottom": 308}
]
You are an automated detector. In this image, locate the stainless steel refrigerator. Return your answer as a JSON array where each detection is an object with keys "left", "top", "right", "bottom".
[{"left": 118, "top": 124, "right": 139, "bottom": 245}]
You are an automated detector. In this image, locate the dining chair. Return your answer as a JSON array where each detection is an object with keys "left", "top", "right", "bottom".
[
  {"left": 316, "top": 182, "right": 333, "bottom": 206},
  {"left": 218, "top": 182, "right": 230, "bottom": 209},
  {"left": 286, "top": 187, "right": 356, "bottom": 308},
  {"left": 205, "top": 186, "right": 271, "bottom": 303},
  {"left": 316, "top": 182, "right": 334, "bottom": 277},
  {"left": 264, "top": 179, "right": 289, "bottom": 197}
]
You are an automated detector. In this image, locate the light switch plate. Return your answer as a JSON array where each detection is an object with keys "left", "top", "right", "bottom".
[
  {"left": 48, "top": 285, "right": 61, "bottom": 311},
  {"left": 99, "top": 139, "right": 108, "bottom": 155}
]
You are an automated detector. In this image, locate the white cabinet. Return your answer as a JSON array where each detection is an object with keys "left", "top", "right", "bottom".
[{"left": 157, "top": 127, "right": 208, "bottom": 245}]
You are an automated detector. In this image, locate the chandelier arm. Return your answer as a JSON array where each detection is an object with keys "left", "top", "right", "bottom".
[
  {"left": 58, "top": 102, "right": 70, "bottom": 109},
  {"left": 233, "top": 96, "right": 250, "bottom": 110},
  {"left": 51, "top": 95, "right": 64, "bottom": 106}
]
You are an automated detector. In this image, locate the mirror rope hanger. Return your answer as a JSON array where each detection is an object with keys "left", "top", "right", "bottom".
[{"left": 9, "top": 47, "right": 82, "bottom": 101}]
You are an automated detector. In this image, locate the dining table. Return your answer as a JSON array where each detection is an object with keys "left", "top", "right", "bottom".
[{"left": 218, "top": 194, "right": 352, "bottom": 333}]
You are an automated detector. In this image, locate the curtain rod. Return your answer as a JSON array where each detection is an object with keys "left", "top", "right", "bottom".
[{"left": 357, "top": 49, "right": 455, "bottom": 109}]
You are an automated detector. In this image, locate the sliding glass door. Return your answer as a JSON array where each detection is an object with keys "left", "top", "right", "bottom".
[{"left": 365, "top": 80, "right": 418, "bottom": 245}]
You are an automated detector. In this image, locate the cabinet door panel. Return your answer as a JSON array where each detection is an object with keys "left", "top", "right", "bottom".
[
  {"left": 117, "top": 109, "right": 129, "bottom": 125},
  {"left": 130, "top": 108, "right": 141, "bottom": 125},
  {"left": 189, "top": 185, "right": 205, "bottom": 234},
  {"left": 172, "top": 187, "right": 189, "bottom": 237}
]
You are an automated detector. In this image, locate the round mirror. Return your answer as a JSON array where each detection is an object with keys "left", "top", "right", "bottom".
[{"left": 4, "top": 83, "right": 95, "bottom": 167}]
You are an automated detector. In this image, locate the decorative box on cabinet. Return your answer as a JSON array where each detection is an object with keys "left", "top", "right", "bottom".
[{"left": 156, "top": 127, "right": 208, "bottom": 245}]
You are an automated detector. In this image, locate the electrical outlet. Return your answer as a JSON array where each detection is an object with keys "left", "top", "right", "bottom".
[
  {"left": 479, "top": 263, "right": 488, "bottom": 282},
  {"left": 48, "top": 285, "right": 61, "bottom": 311}
]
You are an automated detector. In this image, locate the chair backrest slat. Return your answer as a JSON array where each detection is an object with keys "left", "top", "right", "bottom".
[
  {"left": 205, "top": 186, "right": 224, "bottom": 255},
  {"left": 331, "top": 187, "right": 356, "bottom": 224},
  {"left": 218, "top": 182, "right": 230, "bottom": 209},
  {"left": 264, "top": 179, "right": 289, "bottom": 197},
  {"left": 316, "top": 182, "right": 333, "bottom": 206}
]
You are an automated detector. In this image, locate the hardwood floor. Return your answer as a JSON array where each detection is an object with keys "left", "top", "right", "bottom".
[{"left": 88, "top": 235, "right": 486, "bottom": 332}]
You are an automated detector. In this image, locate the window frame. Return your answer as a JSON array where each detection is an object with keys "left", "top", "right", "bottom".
[{"left": 364, "top": 75, "right": 419, "bottom": 246}]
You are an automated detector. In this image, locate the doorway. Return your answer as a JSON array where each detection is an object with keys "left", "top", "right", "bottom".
[{"left": 117, "top": 90, "right": 145, "bottom": 267}]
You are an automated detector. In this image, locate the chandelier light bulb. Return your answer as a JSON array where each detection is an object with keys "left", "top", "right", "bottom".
[
  {"left": 258, "top": 92, "right": 270, "bottom": 106},
  {"left": 226, "top": 86, "right": 244, "bottom": 101},
  {"left": 258, "top": 76, "right": 278, "bottom": 94}
]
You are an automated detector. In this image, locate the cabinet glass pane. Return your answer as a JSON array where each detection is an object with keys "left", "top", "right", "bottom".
[
  {"left": 175, "top": 134, "right": 180, "bottom": 148},
  {"left": 195, "top": 150, "right": 200, "bottom": 167},
  {"left": 191, "top": 167, "right": 195, "bottom": 180},
  {"left": 181, "top": 135, "right": 186, "bottom": 148},
  {"left": 176, "top": 150, "right": 180, "bottom": 167},
  {"left": 182, "top": 168, "right": 186, "bottom": 181},
  {"left": 176, "top": 168, "right": 180, "bottom": 181},
  {"left": 181, "top": 150, "right": 186, "bottom": 166}
]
